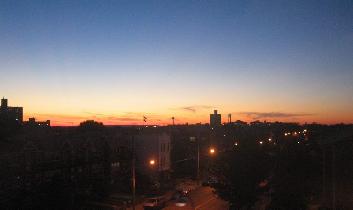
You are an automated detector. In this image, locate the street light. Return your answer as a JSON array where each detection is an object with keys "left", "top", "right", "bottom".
[
  {"left": 149, "top": 159, "right": 156, "bottom": 166},
  {"left": 209, "top": 147, "right": 216, "bottom": 154}
]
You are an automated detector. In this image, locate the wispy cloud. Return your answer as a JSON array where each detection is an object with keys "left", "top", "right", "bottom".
[
  {"left": 27, "top": 111, "right": 165, "bottom": 126},
  {"left": 178, "top": 105, "right": 214, "bottom": 113},
  {"left": 106, "top": 116, "right": 142, "bottom": 122},
  {"left": 30, "top": 113, "right": 86, "bottom": 120},
  {"left": 82, "top": 111, "right": 143, "bottom": 122},
  {"left": 82, "top": 111, "right": 108, "bottom": 117},
  {"left": 237, "top": 112, "right": 314, "bottom": 120}
]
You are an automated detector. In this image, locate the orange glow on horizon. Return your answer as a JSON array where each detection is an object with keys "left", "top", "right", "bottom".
[{"left": 23, "top": 112, "right": 353, "bottom": 127}]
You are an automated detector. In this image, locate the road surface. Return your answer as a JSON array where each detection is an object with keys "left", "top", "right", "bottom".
[
  {"left": 163, "top": 186, "right": 228, "bottom": 210},
  {"left": 127, "top": 186, "right": 228, "bottom": 210}
]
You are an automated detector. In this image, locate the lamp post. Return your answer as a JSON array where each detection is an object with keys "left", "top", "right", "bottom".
[
  {"left": 132, "top": 151, "right": 157, "bottom": 210},
  {"left": 197, "top": 139, "right": 200, "bottom": 185},
  {"left": 148, "top": 158, "right": 158, "bottom": 191},
  {"left": 131, "top": 135, "right": 136, "bottom": 210}
]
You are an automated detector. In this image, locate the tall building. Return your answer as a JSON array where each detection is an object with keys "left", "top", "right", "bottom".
[
  {"left": 0, "top": 97, "right": 23, "bottom": 122},
  {"left": 210, "top": 110, "right": 221, "bottom": 127}
]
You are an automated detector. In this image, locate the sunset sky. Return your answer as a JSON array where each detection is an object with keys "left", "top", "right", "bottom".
[{"left": 1, "top": 0, "right": 353, "bottom": 126}]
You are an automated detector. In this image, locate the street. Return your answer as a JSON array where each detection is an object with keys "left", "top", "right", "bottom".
[
  {"left": 127, "top": 187, "right": 228, "bottom": 210},
  {"left": 163, "top": 187, "right": 229, "bottom": 210}
]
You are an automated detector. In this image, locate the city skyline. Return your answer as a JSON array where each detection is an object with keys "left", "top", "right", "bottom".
[
  {"left": 0, "top": 97, "right": 350, "bottom": 126},
  {"left": 1, "top": 0, "right": 353, "bottom": 126}
]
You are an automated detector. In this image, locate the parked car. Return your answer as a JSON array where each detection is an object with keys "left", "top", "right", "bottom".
[
  {"left": 175, "top": 196, "right": 188, "bottom": 207},
  {"left": 107, "top": 194, "right": 132, "bottom": 207},
  {"left": 143, "top": 196, "right": 166, "bottom": 210},
  {"left": 175, "top": 178, "right": 197, "bottom": 194}
]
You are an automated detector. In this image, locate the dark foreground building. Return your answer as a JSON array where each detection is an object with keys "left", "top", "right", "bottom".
[
  {"left": 0, "top": 124, "right": 172, "bottom": 209},
  {"left": 0, "top": 97, "right": 23, "bottom": 123}
]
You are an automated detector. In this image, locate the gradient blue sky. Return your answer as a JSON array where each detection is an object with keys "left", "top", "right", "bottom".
[{"left": 1, "top": 0, "right": 353, "bottom": 125}]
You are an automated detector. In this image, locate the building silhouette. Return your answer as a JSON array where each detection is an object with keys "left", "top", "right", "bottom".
[
  {"left": 24, "top": 117, "right": 50, "bottom": 127},
  {"left": 0, "top": 124, "right": 172, "bottom": 208},
  {"left": 0, "top": 97, "right": 23, "bottom": 122},
  {"left": 135, "top": 132, "right": 171, "bottom": 176},
  {"left": 210, "top": 110, "right": 221, "bottom": 127}
]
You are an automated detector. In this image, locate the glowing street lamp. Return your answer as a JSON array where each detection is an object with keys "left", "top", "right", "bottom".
[
  {"left": 209, "top": 147, "right": 216, "bottom": 155},
  {"left": 259, "top": 141, "right": 263, "bottom": 145},
  {"left": 149, "top": 159, "right": 156, "bottom": 166}
]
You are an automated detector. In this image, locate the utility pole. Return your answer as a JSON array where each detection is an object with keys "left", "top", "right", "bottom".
[
  {"left": 332, "top": 145, "right": 336, "bottom": 210},
  {"left": 132, "top": 135, "right": 136, "bottom": 210},
  {"left": 322, "top": 147, "right": 326, "bottom": 206},
  {"left": 197, "top": 138, "right": 200, "bottom": 185},
  {"left": 197, "top": 126, "right": 201, "bottom": 186}
]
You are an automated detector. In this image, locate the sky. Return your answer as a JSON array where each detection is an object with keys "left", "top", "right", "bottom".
[{"left": 1, "top": 0, "right": 353, "bottom": 126}]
